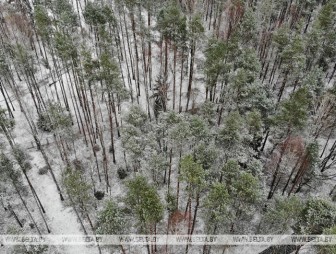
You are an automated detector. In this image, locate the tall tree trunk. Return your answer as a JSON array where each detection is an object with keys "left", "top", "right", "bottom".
[
  {"left": 8, "top": 203, "right": 23, "bottom": 228},
  {"left": 186, "top": 42, "right": 195, "bottom": 111},
  {"left": 13, "top": 181, "right": 42, "bottom": 235}
]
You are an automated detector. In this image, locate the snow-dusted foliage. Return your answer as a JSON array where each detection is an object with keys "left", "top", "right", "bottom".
[{"left": 0, "top": 0, "right": 336, "bottom": 254}]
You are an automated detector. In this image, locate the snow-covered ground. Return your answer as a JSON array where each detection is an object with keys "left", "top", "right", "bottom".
[
  {"left": 0, "top": 1, "right": 335, "bottom": 254},
  {"left": 28, "top": 151, "right": 99, "bottom": 254}
]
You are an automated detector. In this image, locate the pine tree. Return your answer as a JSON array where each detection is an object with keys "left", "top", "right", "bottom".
[
  {"left": 157, "top": 3, "right": 186, "bottom": 81},
  {"left": 125, "top": 176, "right": 163, "bottom": 238},
  {"left": 318, "top": 226, "right": 336, "bottom": 254},
  {"left": 185, "top": 14, "right": 204, "bottom": 111},
  {"left": 217, "top": 111, "right": 248, "bottom": 160},
  {"left": 203, "top": 181, "right": 231, "bottom": 254},
  {"left": 148, "top": 152, "right": 169, "bottom": 185},
  {"left": 204, "top": 182, "right": 231, "bottom": 234},
  {"left": 179, "top": 155, "right": 205, "bottom": 235},
  {"left": 37, "top": 102, "right": 72, "bottom": 132},
  {"left": 0, "top": 107, "right": 15, "bottom": 147},
  {"left": 261, "top": 196, "right": 303, "bottom": 234},
  {"left": 293, "top": 198, "right": 336, "bottom": 234},
  {"left": 204, "top": 38, "right": 228, "bottom": 103},
  {"left": 52, "top": 0, "right": 78, "bottom": 32},
  {"left": 276, "top": 34, "right": 306, "bottom": 102},
  {"left": 275, "top": 87, "right": 311, "bottom": 133},
  {"left": 62, "top": 167, "right": 97, "bottom": 243},
  {"left": 224, "top": 168, "right": 261, "bottom": 233},
  {"left": 0, "top": 153, "right": 42, "bottom": 235},
  {"left": 96, "top": 200, "right": 127, "bottom": 254}
]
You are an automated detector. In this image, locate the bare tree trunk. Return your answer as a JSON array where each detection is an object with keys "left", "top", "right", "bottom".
[
  {"left": 186, "top": 43, "right": 195, "bottom": 111},
  {"left": 13, "top": 181, "right": 41, "bottom": 235},
  {"left": 190, "top": 193, "right": 200, "bottom": 235},
  {"left": 8, "top": 203, "right": 23, "bottom": 228}
]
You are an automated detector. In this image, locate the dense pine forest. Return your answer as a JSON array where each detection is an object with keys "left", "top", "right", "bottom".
[{"left": 0, "top": 0, "right": 336, "bottom": 253}]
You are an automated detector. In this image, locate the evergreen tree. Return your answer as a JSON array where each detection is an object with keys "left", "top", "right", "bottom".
[
  {"left": 204, "top": 38, "right": 228, "bottom": 102},
  {"left": 293, "top": 198, "right": 336, "bottom": 234},
  {"left": 275, "top": 87, "right": 311, "bottom": 134},
  {"left": 180, "top": 155, "right": 205, "bottom": 235},
  {"left": 261, "top": 196, "right": 303, "bottom": 234},
  {"left": 0, "top": 107, "right": 15, "bottom": 147},
  {"left": 125, "top": 176, "right": 164, "bottom": 233},
  {"left": 203, "top": 181, "right": 231, "bottom": 254},
  {"left": 318, "top": 226, "right": 336, "bottom": 254},
  {"left": 204, "top": 182, "right": 231, "bottom": 234},
  {"left": 62, "top": 168, "right": 96, "bottom": 238},
  {"left": 0, "top": 153, "right": 42, "bottom": 235},
  {"left": 96, "top": 200, "right": 127, "bottom": 254},
  {"left": 186, "top": 14, "right": 204, "bottom": 111}
]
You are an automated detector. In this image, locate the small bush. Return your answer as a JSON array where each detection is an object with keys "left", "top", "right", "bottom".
[
  {"left": 38, "top": 166, "right": 48, "bottom": 175},
  {"left": 166, "top": 192, "right": 177, "bottom": 212},
  {"left": 37, "top": 113, "right": 53, "bottom": 132},
  {"left": 94, "top": 191, "right": 105, "bottom": 200},
  {"left": 37, "top": 103, "right": 72, "bottom": 132},
  {"left": 117, "top": 167, "right": 128, "bottom": 180}
]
